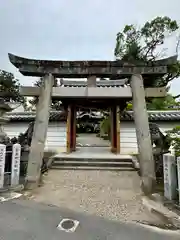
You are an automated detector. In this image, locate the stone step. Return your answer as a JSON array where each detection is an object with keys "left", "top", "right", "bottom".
[
  {"left": 51, "top": 165, "right": 136, "bottom": 171},
  {"left": 76, "top": 144, "right": 109, "bottom": 147},
  {"left": 52, "top": 160, "right": 133, "bottom": 168},
  {"left": 53, "top": 156, "right": 132, "bottom": 163}
]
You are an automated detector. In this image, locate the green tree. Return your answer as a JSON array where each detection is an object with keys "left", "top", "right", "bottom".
[
  {"left": 114, "top": 16, "right": 180, "bottom": 111},
  {"left": 146, "top": 93, "right": 178, "bottom": 110},
  {"left": 126, "top": 86, "right": 180, "bottom": 110},
  {"left": 114, "top": 16, "right": 180, "bottom": 87},
  {"left": 101, "top": 17, "right": 180, "bottom": 136},
  {"left": 28, "top": 77, "right": 62, "bottom": 110},
  {"left": 0, "top": 70, "right": 26, "bottom": 105}
]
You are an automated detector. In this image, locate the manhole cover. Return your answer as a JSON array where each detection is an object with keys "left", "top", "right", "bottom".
[
  {"left": 61, "top": 220, "right": 75, "bottom": 229},
  {"left": 57, "top": 218, "right": 79, "bottom": 233}
]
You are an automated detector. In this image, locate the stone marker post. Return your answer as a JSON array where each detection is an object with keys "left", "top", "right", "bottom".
[
  {"left": 163, "top": 154, "right": 178, "bottom": 200},
  {"left": 0, "top": 144, "right": 6, "bottom": 188},
  {"left": 25, "top": 73, "right": 54, "bottom": 189},
  {"left": 176, "top": 156, "right": 180, "bottom": 204},
  {"left": 11, "top": 143, "right": 21, "bottom": 186},
  {"left": 130, "top": 74, "right": 156, "bottom": 195}
]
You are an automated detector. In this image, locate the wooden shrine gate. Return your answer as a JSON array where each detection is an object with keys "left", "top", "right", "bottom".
[
  {"left": 8, "top": 53, "right": 177, "bottom": 192},
  {"left": 66, "top": 103, "right": 120, "bottom": 154}
]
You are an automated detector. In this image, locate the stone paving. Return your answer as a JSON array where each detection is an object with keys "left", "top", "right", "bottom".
[{"left": 76, "top": 133, "right": 109, "bottom": 147}]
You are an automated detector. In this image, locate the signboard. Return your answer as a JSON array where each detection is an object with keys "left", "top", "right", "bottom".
[
  {"left": 0, "top": 144, "right": 6, "bottom": 188},
  {"left": 11, "top": 143, "right": 21, "bottom": 186}
]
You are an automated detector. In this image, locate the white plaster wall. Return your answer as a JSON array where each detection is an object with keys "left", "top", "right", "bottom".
[
  {"left": 3, "top": 120, "right": 180, "bottom": 154},
  {"left": 120, "top": 121, "right": 180, "bottom": 154},
  {"left": 4, "top": 122, "right": 67, "bottom": 152},
  {"left": 120, "top": 122, "right": 138, "bottom": 154}
]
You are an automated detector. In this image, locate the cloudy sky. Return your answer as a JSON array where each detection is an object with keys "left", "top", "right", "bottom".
[{"left": 0, "top": 0, "right": 180, "bottom": 94}]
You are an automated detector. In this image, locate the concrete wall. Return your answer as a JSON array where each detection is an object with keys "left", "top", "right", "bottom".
[{"left": 4, "top": 122, "right": 67, "bottom": 152}]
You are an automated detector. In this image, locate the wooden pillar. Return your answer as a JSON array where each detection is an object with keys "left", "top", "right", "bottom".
[
  {"left": 66, "top": 105, "right": 76, "bottom": 153},
  {"left": 72, "top": 106, "right": 76, "bottom": 151},
  {"left": 25, "top": 73, "right": 54, "bottom": 189},
  {"left": 66, "top": 105, "right": 71, "bottom": 153},
  {"left": 110, "top": 107, "right": 115, "bottom": 153},
  {"left": 110, "top": 106, "right": 120, "bottom": 154},
  {"left": 116, "top": 106, "right": 120, "bottom": 153},
  {"left": 130, "top": 74, "right": 155, "bottom": 195}
]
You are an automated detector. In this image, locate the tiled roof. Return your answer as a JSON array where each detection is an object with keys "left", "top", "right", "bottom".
[
  {"left": 6, "top": 111, "right": 67, "bottom": 122},
  {"left": 5, "top": 110, "right": 180, "bottom": 122},
  {"left": 121, "top": 111, "right": 180, "bottom": 121}
]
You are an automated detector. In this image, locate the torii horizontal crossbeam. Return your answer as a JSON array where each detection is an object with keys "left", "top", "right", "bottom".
[
  {"left": 20, "top": 86, "right": 167, "bottom": 98},
  {"left": 60, "top": 78, "right": 128, "bottom": 87},
  {"left": 8, "top": 53, "right": 177, "bottom": 78}
]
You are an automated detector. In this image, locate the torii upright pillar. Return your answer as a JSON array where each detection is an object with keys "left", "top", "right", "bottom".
[
  {"left": 25, "top": 73, "right": 54, "bottom": 189},
  {"left": 130, "top": 74, "right": 156, "bottom": 195}
]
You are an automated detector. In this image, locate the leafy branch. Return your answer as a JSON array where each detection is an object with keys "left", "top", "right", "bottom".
[
  {"left": 0, "top": 70, "right": 26, "bottom": 105},
  {"left": 114, "top": 16, "right": 180, "bottom": 86},
  {"left": 28, "top": 77, "right": 62, "bottom": 110},
  {"left": 166, "top": 126, "right": 180, "bottom": 157}
]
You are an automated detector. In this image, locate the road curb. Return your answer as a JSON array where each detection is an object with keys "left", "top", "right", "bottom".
[
  {"left": 0, "top": 184, "right": 24, "bottom": 194},
  {"left": 142, "top": 196, "right": 180, "bottom": 229}
]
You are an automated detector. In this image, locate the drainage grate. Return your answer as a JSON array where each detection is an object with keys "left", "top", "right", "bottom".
[{"left": 57, "top": 218, "right": 79, "bottom": 233}]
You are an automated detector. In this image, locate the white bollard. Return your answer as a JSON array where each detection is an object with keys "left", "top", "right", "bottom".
[
  {"left": 0, "top": 144, "right": 6, "bottom": 188},
  {"left": 177, "top": 157, "right": 180, "bottom": 205},
  {"left": 11, "top": 143, "right": 21, "bottom": 186},
  {"left": 163, "top": 154, "right": 178, "bottom": 200}
]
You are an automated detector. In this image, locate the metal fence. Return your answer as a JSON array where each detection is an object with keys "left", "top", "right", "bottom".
[{"left": 0, "top": 143, "right": 21, "bottom": 190}]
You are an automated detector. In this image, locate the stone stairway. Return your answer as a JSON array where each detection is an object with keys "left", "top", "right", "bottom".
[
  {"left": 51, "top": 150, "right": 136, "bottom": 171},
  {"left": 50, "top": 134, "right": 136, "bottom": 171}
]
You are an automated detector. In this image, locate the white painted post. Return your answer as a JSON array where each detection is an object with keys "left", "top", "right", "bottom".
[
  {"left": 177, "top": 157, "right": 180, "bottom": 204},
  {"left": 11, "top": 143, "right": 21, "bottom": 186},
  {"left": 0, "top": 144, "right": 6, "bottom": 188},
  {"left": 163, "top": 154, "right": 178, "bottom": 200}
]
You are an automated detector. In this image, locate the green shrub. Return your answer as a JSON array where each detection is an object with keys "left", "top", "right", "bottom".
[
  {"left": 166, "top": 126, "right": 180, "bottom": 157},
  {"left": 100, "top": 116, "right": 111, "bottom": 139}
]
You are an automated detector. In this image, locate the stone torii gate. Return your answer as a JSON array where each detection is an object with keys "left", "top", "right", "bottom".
[{"left": 8, "top": 53, "right": 177, "bottom": 193}]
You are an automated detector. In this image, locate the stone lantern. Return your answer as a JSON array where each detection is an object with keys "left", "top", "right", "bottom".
[{"left": 0, "top": 98, "right": 13, "bottom": 144}]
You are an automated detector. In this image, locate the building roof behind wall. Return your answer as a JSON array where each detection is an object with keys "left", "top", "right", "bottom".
[
  {"left": 122, "top": 111, "right": 180, "bottom": 121},
  {"left": 5, "top": 110, "right": 180, "bottom": 122}
]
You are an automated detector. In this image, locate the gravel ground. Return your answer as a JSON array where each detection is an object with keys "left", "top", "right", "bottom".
[
  {"left": 24, "top": 135, "right": 164, "bottom": 225},
  {"left": 28, "top": 169, "right": 163, "bottom": 224}
]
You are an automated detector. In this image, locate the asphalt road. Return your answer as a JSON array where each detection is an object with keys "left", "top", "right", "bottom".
[{"left": 0, "top": 198, "right": 179, "bottom": 240}]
